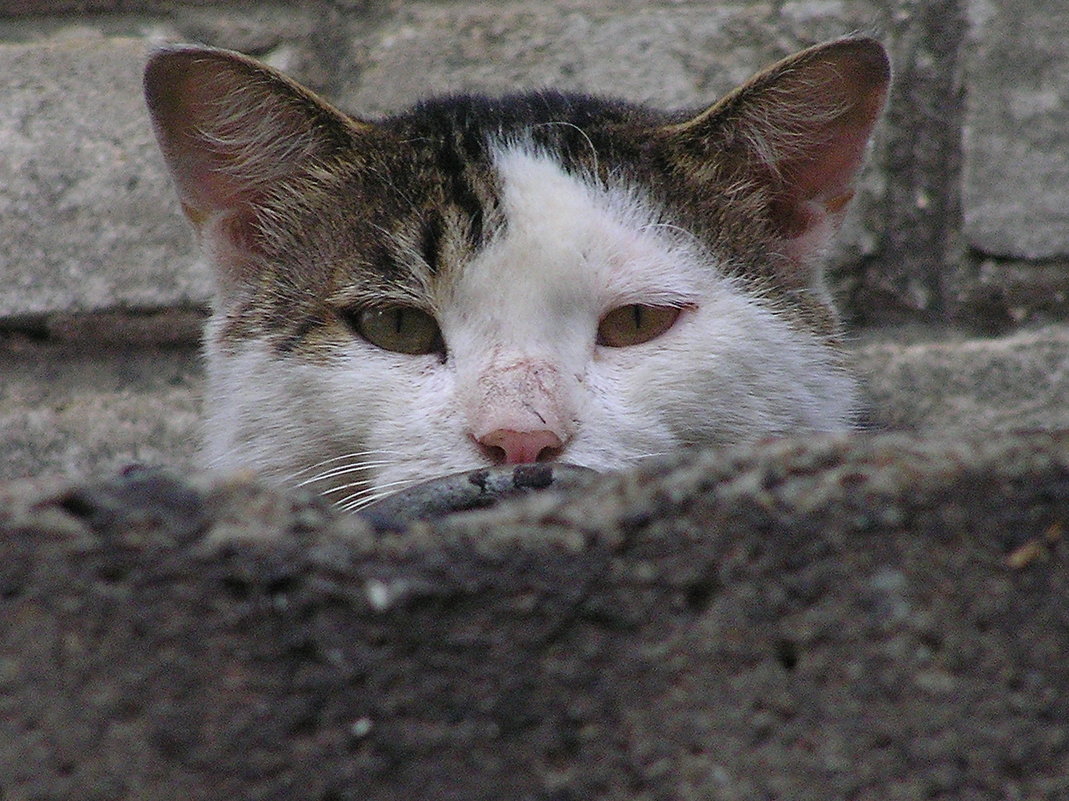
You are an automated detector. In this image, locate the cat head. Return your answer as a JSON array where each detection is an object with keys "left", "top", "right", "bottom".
[{"left": 145, "top": 38, "right": 889, "bottom": 510}]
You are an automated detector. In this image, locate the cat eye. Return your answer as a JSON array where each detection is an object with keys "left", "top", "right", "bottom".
[
  {"left": 346, "top": 306, "right": 443, "bottom": 355},
  {"left": 596, "top": 304, "right": 681, "bottom": 348}
]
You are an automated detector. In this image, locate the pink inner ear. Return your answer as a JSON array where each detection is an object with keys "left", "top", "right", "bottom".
[
  {"left": 771, "top": 126, "right": 867, "bottom": 241},
  {"left": 785, "top": 129, "right": 869, "bottom": 208},
  {"left": 176, "top": 170, "right": 260, "bottom": 229},
  {"left": 197, "top": 206, "right": 264, "bottom": 288},
  {"left": 147, "top": 58, "right": 266, "bottom": 220},
  {"left": 757, "top": 41, "right": 890, "bottom": 258}
]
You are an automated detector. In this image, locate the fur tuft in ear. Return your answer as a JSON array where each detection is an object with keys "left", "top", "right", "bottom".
[
  {"left": 662, "top": 37, "right": 890, "bottom": 270},
  {"left": 143, "top": 45, "right": 375, "bottom": 291}
]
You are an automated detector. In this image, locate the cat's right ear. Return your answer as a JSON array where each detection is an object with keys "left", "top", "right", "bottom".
[
  {"left": 143, "top": 46, "right": 376, "bottom": 290},
  {"left": 656, "top": 38, "right": 889, "bottom": 277}
]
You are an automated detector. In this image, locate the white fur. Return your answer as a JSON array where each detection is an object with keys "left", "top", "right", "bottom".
[{"left": 201, "top": 145, "right": 856, "bottom": 508}]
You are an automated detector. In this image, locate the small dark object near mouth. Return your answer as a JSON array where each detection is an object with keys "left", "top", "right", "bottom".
[{"left": 356, "top": 462, "right": 598, "bottom": 531}]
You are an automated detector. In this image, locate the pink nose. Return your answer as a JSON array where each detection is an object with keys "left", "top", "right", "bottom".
[{"left": 477, "top": 428, "right": 564, "bottom": 464}]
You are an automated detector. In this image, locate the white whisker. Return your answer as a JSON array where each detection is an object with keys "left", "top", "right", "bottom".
[
  {"left": 294, "top": 461, "right": 393, "bottom": 489},
  {"left": 283, "top": 449, "right": 403, "bottom": 480},
  {"left": 316, "top": 470, "right": 418, "bottom": 500},
  {"left": 315, "top": 477, "right": 375, "bottom": 497},
  {"left": 339, "top": 492, "right": 396, "bottom": 514},
  {"left": 637, "top": 221, "right": 704, "bottom": 252},
  {"left": 335, "top": 475, "right": 428, "bottom": 514},
  {"left": 344, "top": 475, "right": 424, "bottom": 497},
  {"left": 634, "top": 450, "right": 671, "bottom": 461},
  {"left": 530, "top": 120, "right": 600, "bottom": 180}
]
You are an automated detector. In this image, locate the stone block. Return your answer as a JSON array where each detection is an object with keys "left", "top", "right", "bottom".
[
  {"left": 340, "top": 1, "right": 887, "bottom": 114},
  {"left": 856, "top": 324, "right": 1069, "bottom": 434},
  {"left": 0, "top": 337, "right": 201, "bottom": 481},
  {"left": 962, "top": 0, "right": 1069, "bottom": 259},
  {"left": 0, "top": 35, "right": 208, "bottom": 321},
  {"left": 2, "top": 432, "right": 1067, "bottom": 798}
]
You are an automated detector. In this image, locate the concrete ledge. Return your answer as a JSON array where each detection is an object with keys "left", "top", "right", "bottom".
[
  {"left": 856, "top": 324, "right": 1069, "bottom": 434},
  {"left": 2, "top": 432, "right": 1067, "bottom": 799},
  {"left": 0, "top": 335, "right": 201, "bottom": 481}
]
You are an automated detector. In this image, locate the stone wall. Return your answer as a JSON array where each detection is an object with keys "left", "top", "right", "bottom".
[
  {"left": 0, "top": 433, "right": 1067, "bottom": 801},
  {"left": 2, "top": 0, "right": 1069, "bottom": 481}
]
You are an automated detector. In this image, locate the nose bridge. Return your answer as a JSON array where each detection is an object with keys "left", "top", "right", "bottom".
[
  {"left": 488, "top": 358, "right": 555, "bottom": 400},
  {"left": 469, "top": 354, "right": 574, "bottom": 439}
]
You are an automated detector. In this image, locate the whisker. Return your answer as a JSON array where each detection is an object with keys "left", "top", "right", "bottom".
[
  {"left": 335, "top": 476, "right": 428, "bottom": 514},
  {"left": 326, "top": 485, "right": 379, "bottom": 509},
  {"left": 310, "top": 470, "right": 413, "bottom": 500},
  {"left": 338, "top": 475, "right": 423, "bottom": 500},
  {"left": 634, "top": 450, "right": 671, "bottom": 460},
  {"left": 531, "top": 120, "right": 600, "bottom": 179},
  {"left": 315, "top": 471, "right": 415, "bottom": 499},
  {"left": 282, "top": 451, "right": 403, "bottom": 484},
  {"left": 637, "top": 221, "right": 704, "bottom": 251},
  {"left": 339, "top": 492, "right": 398, "bottom": 514},
  {"left": 315, "top": 478, "right": 375, "bottom": 497},
  {"left": 294, "top": 461, "right": 394, "bottom": 489},
  {"left": 287, "top": 449, "right": 403, "bottom": 474}
]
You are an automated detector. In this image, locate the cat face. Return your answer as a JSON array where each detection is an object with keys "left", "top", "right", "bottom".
[{"left": 144, "top": 38, "right": 889, "bottom": 510}]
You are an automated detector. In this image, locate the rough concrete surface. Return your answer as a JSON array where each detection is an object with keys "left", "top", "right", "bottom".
[
  {"left": 0, "top": 35, "right": 211, "bottom": 319},
  {"left": 856, "top": 324, "right": 1069, "bottom": 435},
  {"left": 2, "top": 434, "right": 1068, "bottom": 800},
  {"left": 0, "top": 334, "right": 201, "bottom": 481},
  {"left": 962, "top": 0, "right": 1069, "bottom": 260}
]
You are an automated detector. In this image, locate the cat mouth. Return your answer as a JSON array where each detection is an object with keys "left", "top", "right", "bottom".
[{"left": 354, "top": 462, "right": 599, "bottom": 531}]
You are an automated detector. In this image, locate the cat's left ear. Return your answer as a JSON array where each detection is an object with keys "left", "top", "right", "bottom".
[
  {"left": 144, "top": 45, "right": 383, "bottom": 292},
  {"left": 661, "top": 37, "right": 889, "bottom": 270}
]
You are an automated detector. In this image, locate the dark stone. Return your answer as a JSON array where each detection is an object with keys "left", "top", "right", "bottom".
[
  {"left": 356, "top": 463, "right": 599, "bottom": 531},
  {"left": 2, "top": 433, "right": 1068, "bottom": 799}
]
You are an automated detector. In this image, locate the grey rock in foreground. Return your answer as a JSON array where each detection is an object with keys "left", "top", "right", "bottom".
[{"left": 2, "top": 433, "right": 1067, "bottom": 800}]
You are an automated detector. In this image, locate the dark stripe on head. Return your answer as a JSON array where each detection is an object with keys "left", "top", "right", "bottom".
[
  {"left": 435, "top": 135, "right": 488, "bottom": 251},
  {"left": 419, "top": 212, "right": 444, "bottom": 274}
]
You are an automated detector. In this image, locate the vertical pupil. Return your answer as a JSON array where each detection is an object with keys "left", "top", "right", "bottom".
[
  {"left": 393, "top": 310, "right": 403, "bottom": 334},
  {"left": 631, "top": 305, "right": 643, "bottom": 329}
]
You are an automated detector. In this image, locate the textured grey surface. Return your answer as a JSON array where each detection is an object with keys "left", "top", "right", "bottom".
[
  {"left": 0, "top": 36, "right": 210, "bottom": 318},
  {"left": 1, "top": 433, "right": 1067, "bottom": 800},
  {"left": 855, "top": 324, "right": 1069, "bottom": 434},
  {"left": 0, "top": 325, "right": 202, "bottom": 482},
  {"left": 962, "top": 0, "right": 1069, "bottom": 259},
  {"left": 338, "top": 1, "right": 885, "bottom": 114}
]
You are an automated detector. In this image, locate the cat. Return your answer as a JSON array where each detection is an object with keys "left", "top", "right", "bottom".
[{"left": 144, "top": 37, "right": 889, "bottom": 512}]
